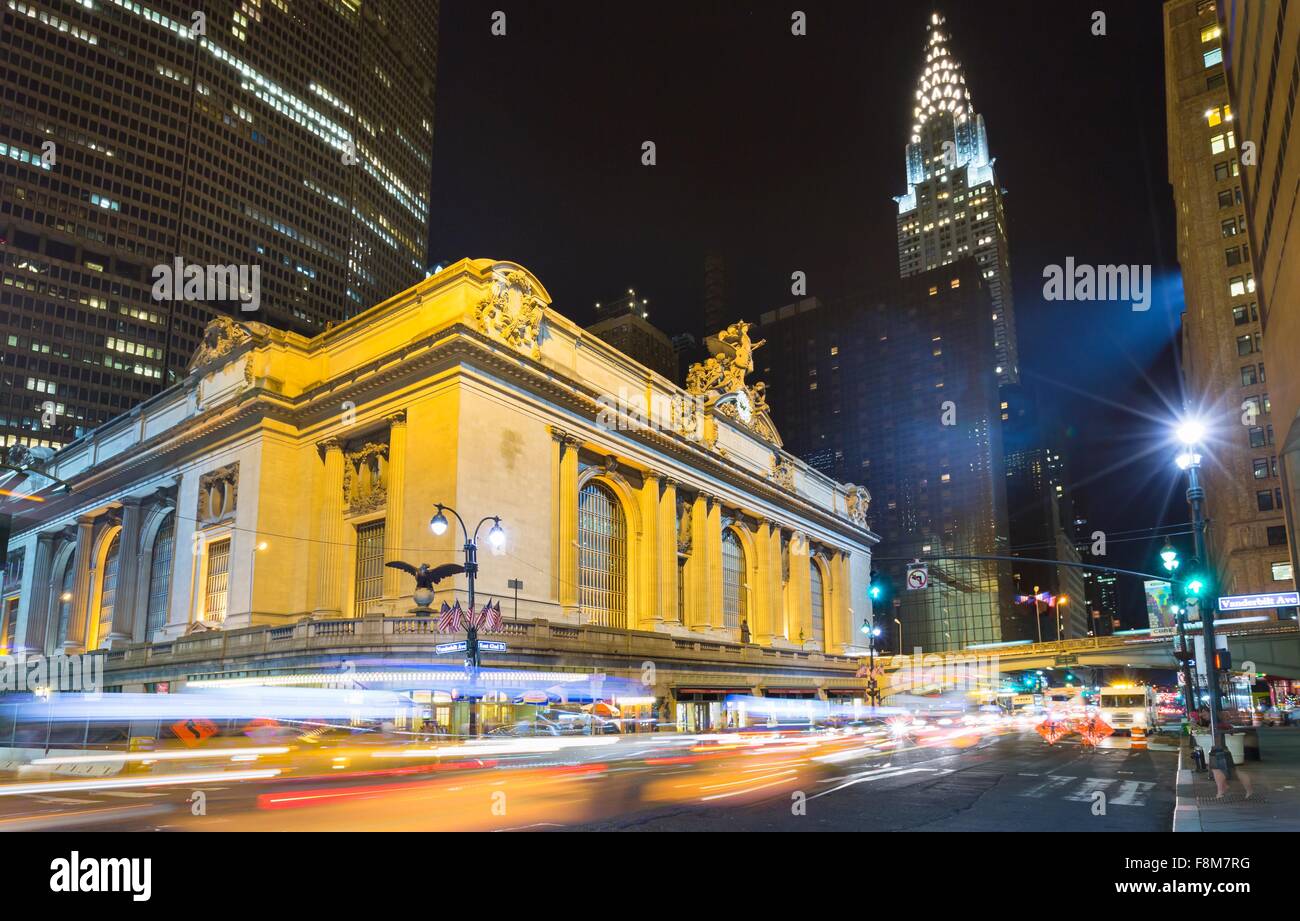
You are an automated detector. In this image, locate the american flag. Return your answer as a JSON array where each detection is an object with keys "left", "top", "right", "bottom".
[
  {"left": 437, "top": 601, "right": 460, "bottom": 634},
  {"left": 485, "top": 599, "right": 503, "bottom": 633},
  {"left": 465, "top": 603, "right": 486, "bottom": 630}
]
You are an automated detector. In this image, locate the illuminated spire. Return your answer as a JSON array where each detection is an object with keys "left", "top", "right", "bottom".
[{"left": 910, "top": 10, "right": 973, "bottom": 143}]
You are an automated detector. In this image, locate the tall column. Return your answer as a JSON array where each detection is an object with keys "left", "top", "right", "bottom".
[
  {"left": 19, "top": 534, "right": 57, "bottom": 654},
  {"left": 770, "top": 524, "right": 788, "bottom": 641},
  {"left": 788, "top": 531, "right": 811, "bottom": 647},
  {"left": 687, "top": 492, "right": 710, "bottom": 632},
  {"left": 381, "top": 411, "right": 408, "bottom": 603},
  {"left": 752, "top": 519, "right": 778, "bottom": 645},
  {"left": 105, "top": 498, "right": 143, "bottom": 647},
  {"left": 63, "top": 516, "right": 95, "bottom": 653},
  {"left": 315, "top": 438, "right": 346, "bottom": 616},
  {"left": 835, "top": 551, "right": 855, "bottom": 654},
  {"left": 658, "top": 478, "right": 680, "bottom": 626},
  {"left": 637, "top": 471, "right": 663, "bottom": 629},
  {"left": 554, "top": 429, "right": 580, "bottom": 616},
  {"left": 704, "top": 495, "right": 724, "bottom": 631}
]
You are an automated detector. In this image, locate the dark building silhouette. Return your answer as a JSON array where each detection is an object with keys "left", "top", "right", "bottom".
[
  {"left": 586, "top": 289, "right": 676, "bottom": 381},
  {"left": 759, "top": 261, "right": 1015, "bottom": 653},
  {"left": 1, "top": 0, "right": 439, "bottom": 451}
]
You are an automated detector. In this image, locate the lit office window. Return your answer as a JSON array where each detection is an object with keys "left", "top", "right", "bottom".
[
  {"left": 354, "top": 521, "right": 386, "bottom": 617},
  {"left": 204, "top": 539, "right": 232, "bottom": 623},
  {"left": 145, "top": 516, "right": 176, "bottom": 636},
  {"left": 579, "top": 482, "right": 627, "bottom": 628},
  {"left": 722, "top": 530, "right": 748, "bottom": 629}
]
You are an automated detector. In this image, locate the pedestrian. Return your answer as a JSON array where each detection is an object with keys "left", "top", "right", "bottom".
[{"left": 1197, "top": 707, "right": 1254, "bottom": 799}]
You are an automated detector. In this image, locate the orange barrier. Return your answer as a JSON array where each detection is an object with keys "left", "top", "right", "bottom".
[{"left": 1130, "top": 726, "right": 1148, "bottom": 750}]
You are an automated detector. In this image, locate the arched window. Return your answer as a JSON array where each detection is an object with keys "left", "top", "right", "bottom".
[
  {"left": 95, "top": 533, "right": 121, "bottom": 648},
  {"left": 722, "top": 529, "right": 748, "bottom": 629},
  {"left": 809, "top": 560, "right": 825, "bottom": 647},
  {"left": 54, "top": 552, "right": 75, "bottom": 650},
  {"left": 578, "top": 481, "right": 627, "bottom": 628},
  {"left": 145, "top": 515, "right": 175, "bottom": 636}
]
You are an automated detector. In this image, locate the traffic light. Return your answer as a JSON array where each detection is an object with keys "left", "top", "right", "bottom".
[
  {"left": 1159, "top": 540, "right": 1180, "bottom": 574},
  {"left": 1183, "top": 559, "right": 1211, "bottom": 604},
  {"left": 869, "top": 570, "right": 887, "bottom": 603}
]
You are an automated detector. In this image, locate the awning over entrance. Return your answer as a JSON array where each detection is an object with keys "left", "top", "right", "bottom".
[{"left": 674, "top": 688, "right": 750, "bottom": 701}]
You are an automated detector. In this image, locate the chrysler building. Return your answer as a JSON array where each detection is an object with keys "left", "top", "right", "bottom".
[{"left": 895, "top": 12, "right": 1019, "bottom": 386}]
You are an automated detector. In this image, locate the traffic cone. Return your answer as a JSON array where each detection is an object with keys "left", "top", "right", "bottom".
[{"left": 1130, "top": 726, "right": 1148, "bottom": 750}]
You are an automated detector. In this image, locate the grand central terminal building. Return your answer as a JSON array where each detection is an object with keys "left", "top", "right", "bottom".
[{"left": 1, "top": 259, "right": 881, "bottom": 732}]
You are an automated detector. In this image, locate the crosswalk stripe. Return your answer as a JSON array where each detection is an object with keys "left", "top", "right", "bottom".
[
  {"left": 1019, "top": 774, "right": 1076, "bottom": 799},
  {"left": 1110, "top": 780, "right": 1156, "bottom": 807},
  {"left": 1066, "top": 778, "right": 1116, "bottom": 802}
]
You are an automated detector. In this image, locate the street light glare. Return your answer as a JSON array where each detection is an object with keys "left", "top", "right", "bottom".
[
  {"left": 488, "top": 520, "right": 506, "bottom": 548},
  {"left": 430, "top": 508, "right": 449, "bottom": 535},
  {"left": 1175, "top": 418, "right": 1207, "bottom": 446}
]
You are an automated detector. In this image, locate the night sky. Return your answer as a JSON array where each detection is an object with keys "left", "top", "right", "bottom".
[{"left": 429, "top": 0, "right": 1191, "bottom": 621}]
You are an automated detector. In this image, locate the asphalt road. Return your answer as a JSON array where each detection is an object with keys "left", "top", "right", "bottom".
[
  {"left": 0, "top": 729, "right": 1177, "bottom": 832},
  {"left": 568, "top": 731, "right": 1177, "bottom": 832}
]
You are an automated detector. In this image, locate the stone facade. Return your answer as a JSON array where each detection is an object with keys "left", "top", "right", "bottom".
[
  {"left": 1166, "top": 0, "right": 1295, "bottom": 607},
  {"left": 3, "top": 259, "right": 879, "bottom": 702}
]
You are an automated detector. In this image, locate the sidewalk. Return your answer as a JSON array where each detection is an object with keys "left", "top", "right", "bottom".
[{"left": 1174, "top": 727, "right": 1300, "bottom": 831}]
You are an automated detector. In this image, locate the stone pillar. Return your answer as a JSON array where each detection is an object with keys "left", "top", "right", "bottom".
[
  {"left": 555, "top": 429, "right": 580, "bottom": 615},
  {"left": 704, "top": 495, "right": 724, "bottom": 631},
  {"left": 788, "top": 531, "right": 811, "bottom": 647},
  {"left": 659, "top": 478, "right": 680, "bottom": 625},
  {"left": 107, "top": 497, "right": 144, "bottom": 647},
  {"left": 752, "top": 519, "right": 779, "bottom": 645},
  {"left": 63, "top": 516, "right": 95, "bottom": 653},
  {"left": 834, "top": 550, "right": 855, "bottom": 654},
  {"left": 687, "top": 492, "right": 710, "bottom": 632},
  {"left": 637, "top": 470, "right": 662, "bottom": 629},
  {"left": 19, "top": 533, "right": 57, "bottom": 654},
  {"left": 381, "top": 411, "right": 408, "bottom": 603},
  {"left": 315, "top": 438, "right": 346, "bottom": 616}
]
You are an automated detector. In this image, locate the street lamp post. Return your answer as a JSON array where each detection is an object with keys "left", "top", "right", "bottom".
[
  {"left": 860, "top": 618, "right": 883, "bottom": 706},
  {"left": 1162, "top": 540, "right": 1197, "bottom": 720},
  {"left": 1175, "top": 418, "right": 1228, "bottom": 762},
  {"left": 430, "top": 503, "right": 506, "bottom": 738},
  {"left": 893, "top": 617, "right": 903, "bottom": 656}
]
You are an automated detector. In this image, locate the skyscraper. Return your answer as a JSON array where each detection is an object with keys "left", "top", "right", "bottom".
[
  {"left": 586, "top": 289, "right": 677, "bottom": 381},
  {"left": 759, "top": 261, "right": 1014, "bottom": 653},
  {"left": 1, "top": 0, "right": 438, "bottom": 452},
  {"left": 895, "top": 11, "right": 1018, "bottom": 387},
  {"left": 1214, "top": 0, "right": 1300, "bottom": 604},
  {"left": 1165, "top": 0, "right": 1294, "bottom": 609}
]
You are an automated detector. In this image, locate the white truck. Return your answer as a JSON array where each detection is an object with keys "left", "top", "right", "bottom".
[{"left": 1097, "top": 685, "right": 1158, "bottom": 733}]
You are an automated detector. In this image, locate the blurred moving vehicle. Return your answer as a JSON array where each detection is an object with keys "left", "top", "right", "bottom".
[{"left": 1097, "top": 685, "right": 1158, "bottom": 734}]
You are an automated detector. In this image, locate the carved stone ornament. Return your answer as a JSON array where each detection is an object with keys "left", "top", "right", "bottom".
[
  {"left": 844, "top": 484, "right": 872, "bottom": 527},
  {"left": 343, "top": 442, "right": 390, "bottom": 515},
  {"left": 474, "top": 268, "right": 546, "bottom": 358},
  {"left": 768, "top": 456, "right": 797, "bottom": 491},
  {"left": 684, "top": 321, "right": 782, "bottom": 447},
  {"left": 188, "top": 315, "right": 272, "bottom": 372},
  {"left": 677, "top": 497, "right": 693, "bottom": 555},
  {"left": 197, "top": 463, "right": 239, "bottom": 526}
]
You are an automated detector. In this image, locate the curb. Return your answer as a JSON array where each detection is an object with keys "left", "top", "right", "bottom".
[{"left": 1172, "top": 740, "right": 1201, "bottom": 832}]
